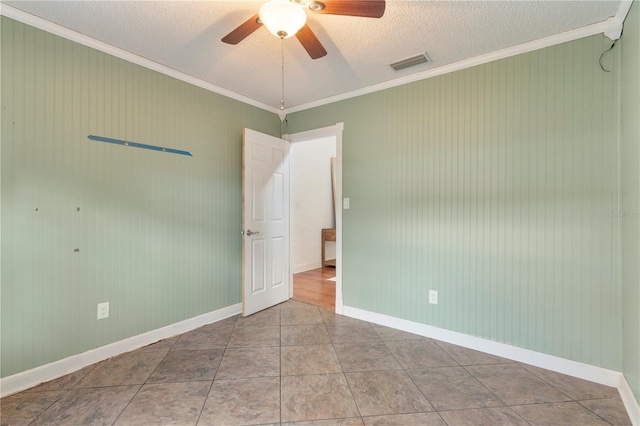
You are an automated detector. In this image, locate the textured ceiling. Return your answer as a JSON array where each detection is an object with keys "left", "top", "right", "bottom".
[{"left": 2, "top": 1, "right": 621, "bottom": 111}]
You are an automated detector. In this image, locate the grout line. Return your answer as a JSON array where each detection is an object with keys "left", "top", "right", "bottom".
[
  {"left": 24, "top": 389, "right": 71, "bottom": 426},
  {"left": 108, "top": 384, "right": 143, "bottom": 425},
  {"left": 195, "top": 314, "right": 238, "bottom": 425},
  {"left": 575, "top": 400, "right": 620, "bottom": 426},
  {"left": 108, "top": 344, "right": 176, "bottom": 424},
  {"left": 395, "top": 342, "right": 463, "bottom": 425},
  {"left": 194, "top": 377, "right": 215, "bottom": 425},
  {"left": 8, "top": 309, "right": 633, "bottom": 425},
  {"left": 458, "top": 363, "right": 514, "bottom": 408}
]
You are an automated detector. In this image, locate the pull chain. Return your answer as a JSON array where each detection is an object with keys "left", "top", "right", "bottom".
[{"left": 280, "top": 37, "right": 285, "bottom": 110}]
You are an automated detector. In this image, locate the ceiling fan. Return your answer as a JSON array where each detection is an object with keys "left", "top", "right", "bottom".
[{"left": 221, "top": 0, "right": 386, "bottom": 59}]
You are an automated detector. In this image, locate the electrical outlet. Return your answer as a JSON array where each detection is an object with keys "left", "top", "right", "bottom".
[
  {"left": 428, "top": 290, "right": 438, "bottom": 305},
  {"left": 97, "top": 302, "right": 109, "bottom": 320}
]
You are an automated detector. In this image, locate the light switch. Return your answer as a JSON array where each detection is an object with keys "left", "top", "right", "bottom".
[{"left": 343, "top": 198, "right": 350, "bottom": 209}]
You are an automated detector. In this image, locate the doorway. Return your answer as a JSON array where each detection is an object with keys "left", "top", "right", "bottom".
[
  {"left": 284, "top": 124, "right": 344, "bottom": 313},
  {"left": 292, "top": 268, "right": 336, "bottom": 309}
]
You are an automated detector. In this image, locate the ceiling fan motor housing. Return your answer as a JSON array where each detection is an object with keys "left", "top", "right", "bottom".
[{"left": 222, "top": 0, "right": 385, "bottom": 59}]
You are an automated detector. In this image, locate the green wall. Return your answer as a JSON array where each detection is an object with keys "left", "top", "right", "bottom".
[
  {"left": 622, "top": 2, "right": 640, "bottom": 405},
  {"left": 2, "top": 11, "right": 637, "bottom": 400},
  {"left": 0, "top": 17, "right": 280, "bottom": 378},
  {"left": 287, "top": 34, "right": 623, "bottom": 371}
]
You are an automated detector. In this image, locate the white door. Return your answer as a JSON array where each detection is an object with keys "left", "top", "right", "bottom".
[{"left": 242, "top": 128, "right": 290, "bottom": 316}]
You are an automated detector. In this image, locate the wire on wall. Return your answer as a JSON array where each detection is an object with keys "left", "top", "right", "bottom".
[{"left": 599, "top": 28, "right": 623, "bottom": 72}]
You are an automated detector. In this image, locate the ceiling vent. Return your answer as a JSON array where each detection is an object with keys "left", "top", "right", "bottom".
[{"left": 389, "top": 52, "right": 431, "bottom": 71}]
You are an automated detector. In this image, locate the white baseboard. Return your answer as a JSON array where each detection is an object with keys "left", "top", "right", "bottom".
[
  {"left": 342, "top": 305, "right": 622, "bottom": 388},
  {"left": 620, "top": 376, "right": 640, "bottom": 426},
  {"left": 0, "top": 303, "right": 241, "bottom": 398},
  {"left": 344, "top": 305, "right": 640, "bottom": 423}
]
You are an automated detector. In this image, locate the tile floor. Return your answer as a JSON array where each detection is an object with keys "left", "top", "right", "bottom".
[{"left": 1, "top": 300, "right": 633, "bottom": 425}]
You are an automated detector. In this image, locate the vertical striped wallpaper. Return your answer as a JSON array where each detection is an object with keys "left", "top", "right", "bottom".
[
  {"left": 0, "top": 16, "right": 280, "bottom": 377},
  {"left": 0, "top": 15, "right": 630, "bottom": 381},
  {"left": 287, "top": 35, "right": 622, "bottom": 371}
]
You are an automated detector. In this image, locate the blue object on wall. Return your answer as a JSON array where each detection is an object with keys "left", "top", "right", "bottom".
[{"left": 88, "top": 135, "right": 193, "bottom": 157}]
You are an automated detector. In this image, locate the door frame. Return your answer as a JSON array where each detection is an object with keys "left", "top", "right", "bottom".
[{"left": 283, "top": 123, "right": 344, "bottom": 314}]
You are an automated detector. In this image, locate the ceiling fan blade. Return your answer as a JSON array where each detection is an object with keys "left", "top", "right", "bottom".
[
  {"left": 296, "top": 24, "right": 327, "bottom": 59},
  {"left": 311, "top": 0, "right": 385, "bottom": 18},
  {"left": 221, "top": 14, "right": 262, "bottom": 44}
]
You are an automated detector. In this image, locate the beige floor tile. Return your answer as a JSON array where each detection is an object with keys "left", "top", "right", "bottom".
[
  {"left": 281, "top": 308, "right": 323, "bottom": 325},
  {"left": 0, "top": 390, "right": 66, "bottom": 426},
  {"left": 200, "top": 377, "right": 280, "bottom": 425},
  {"left": 578, "top": 398, "right": 633, "bottom": 425},
  {"left": 438, "top": 406, "right": 528, "bottom": 426},
  {"left": 435, "top": 340, "right": 513, "bottom": 366},
  {"left": 275, "top": 300, "right": 318, "bottom": 310},
  {"left": 142, "top": 336, "right": 180, "bottom": 352},
  {"left": 407, "top": 366, "right": 503, "bottom": 411},
  {"left": 520, "top": 363, "right": 620, "bottom": 400},
  {"left": 227, "top": 325, "right": 280, "bottom": 348},
  {"left": 147, "top": 349, "right": 224, "bottom": 383},
  {"left": 345, "top": 370, "right": 433, "bottom": 417},
  {"left": 173, "top": 324, "right": 233, "bottom": 350},
  {"left": 215, "top": 315, "right": 240, "bottom": 328},
  {"left": 2, "top": 308, "right": 633, "bottom": 426},
  {"left": 385, "top": 339, "right": 458, "bottom": 369},
  {"left": 466, "top": 363, "right": 571, "bottom": 405},
  {"left": 216, "top": 346, "right": 280, "bottom": 379},
  {"left": 25, "top": 365, "right": 95, "bottom": 393},
  {"left": 281, "top": 373, "right": 360, "bottom": 422},
  {"left": 282, "top": 418, "right": 364, "bottom": 426},
  {"left": 234, "top": 309, "right": 281, "bottom": 328},
  {"left": 319, "top": 308, "right": 363, "bottom": 325},
  {"left": 32, "top": 386, "right": 139, "bottom": 425},
  {"left": 281, "top": 324, "right": 332, "bottom": 346},
  {"left": 363, "top": 412, "right": 446, "bottom": 426},
  {"left": 333, "top": 341, "right": 402, "bottom": 372},
  {"left": 114, "top": 381, "right": 209, "bottom": 425},
  {"left": 281, "top": 344, "right": 342, "bottom": 376},
  {"left": 511, "top": 401, "right": 610, "bottom": 425},
  {"left": 371, "top": 325, "right": 427, "bottom": 341},
  {"left": 326, "top": 322, "right": 381, "bottom": 344},
  {"left": 76, "top": 349, "right": 167, "bottom": 387}
]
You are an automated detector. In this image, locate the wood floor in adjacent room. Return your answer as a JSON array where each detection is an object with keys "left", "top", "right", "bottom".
[{"left": 292, "top": 267, "right": 336, "bottom": 309}]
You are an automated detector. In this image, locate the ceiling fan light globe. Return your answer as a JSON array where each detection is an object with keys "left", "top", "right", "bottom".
[{"left": 259, "top": 0, "right": 307, "bottom": 39}]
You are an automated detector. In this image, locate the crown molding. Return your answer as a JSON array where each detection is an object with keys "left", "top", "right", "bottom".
[
  {"left": 616, "top": 0, "right": 634, "bottom": 26},
  {"left": 604, "top": 0, "right": 633, "bottom": 40},
  {"left": 1, "top": 2, "right": 630, "bottom": 117},
  {"left": 285, "top": 17, "right": 622, "bottom": 115},
  {"left": 0, "top": 4, "right": 282, "bottom": 116}
]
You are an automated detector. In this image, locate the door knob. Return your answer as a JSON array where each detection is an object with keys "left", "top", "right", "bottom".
[{"left": 246, "top": 229, "right": 260, "bottom": 236}]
